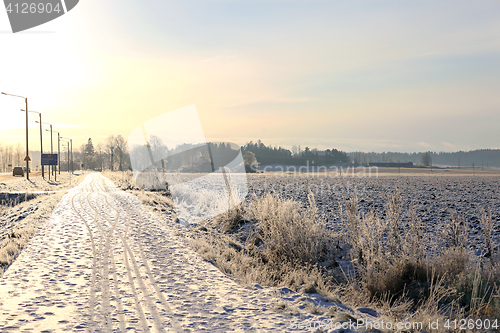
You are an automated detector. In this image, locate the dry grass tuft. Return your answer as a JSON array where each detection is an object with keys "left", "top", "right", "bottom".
[
  {"left": 481, "top": 209, "right": 495, "bottom": 265},
  {"left": 249, "top": 193, "right": 336, "bottom": 267},
  {"left": 214, "top": 204, "right": 246, "bottom": 233}
]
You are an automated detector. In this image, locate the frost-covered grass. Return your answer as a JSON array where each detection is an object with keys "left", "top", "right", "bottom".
[
  {"left": 189, "top": 190, "right": 500, "bottom": 331},
  {"left": 342, "top": 191, "right": 500, "bottom": 322},
  {"left": 0, "top": 172, "right": 89, "bottom": 276},
  {"left": 0, "top": 192, "right": 65, "bottom": 275}
]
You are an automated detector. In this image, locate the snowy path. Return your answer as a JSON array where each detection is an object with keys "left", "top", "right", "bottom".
[{"left": 0, "top": 174, "right": 292, "bottom": 332}]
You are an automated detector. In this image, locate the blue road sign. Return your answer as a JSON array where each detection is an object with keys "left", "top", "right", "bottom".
[{"left": 41, "top": 154, "right": 58, "bottom": 166}]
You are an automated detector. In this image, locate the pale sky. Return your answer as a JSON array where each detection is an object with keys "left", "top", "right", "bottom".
[{"left": 0, "top": 0, "right": 499, "bottom": 153}]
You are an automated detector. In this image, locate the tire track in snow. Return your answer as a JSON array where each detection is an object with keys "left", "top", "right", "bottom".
[
  {"left": 85, "top": 187, "right": 150, "bottom": 332},
  {"left": 70, "top": 191, "right": 98, "bottom": 329},
  {"left": 86, "top": 175, "right": 129, "bottom": 332},
  {"left": 72, "top": 175, "right": 123, "bottom": 332},
  {"left": 85, "top": 173, "right": 175, "bottom": 332},
  {"left": 107, "top": 193, "right": 187, "bottom": 333},
  {"left": 91, "top": 176, "right": 128, "bottom": 333},
  {"left": 94, "top": 175, "right": 175, "bottom": 332}
]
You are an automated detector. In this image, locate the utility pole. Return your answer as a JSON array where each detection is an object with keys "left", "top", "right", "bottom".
[
  {"left": 70, "top": 139, "right": 73, "bottom": 174},
  {"left": 67, "top": 141, "right": 70, "bottom": 173},
  {"left": 68, "top": 141, "right": 71, "bottom": 184},
  {"left": 1, "top": 92, "right": 30, "bottom": 180},
  {"left": 58, "top": 132, "right": 60, "bottom": 175},
  {"left": 24, "top": 98, "right": 29, "bottom": 180},
  {"left": 26, "top": 109, "right": 43, "bottom": 178},
  {"left": 50, "top": 125, "right": 53, "bottom": 180},
  {"left": 39, "top": 113, "right": 43, "bottom": 178}
]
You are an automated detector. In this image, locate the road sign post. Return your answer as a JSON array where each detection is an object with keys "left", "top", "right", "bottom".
[{"left": 41, "top": 154, "right": 58, "bottom": 166}]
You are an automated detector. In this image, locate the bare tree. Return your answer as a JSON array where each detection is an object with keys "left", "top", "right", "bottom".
[
  {"left": 15, "top": 143, "right": 22, "bottom": 167},
  {"left": 96, "top": 143, "right": 105, "bottom": 171},
  {"left": 148, "top": 135, "right": 169, "bottom": 163},
  {"left": 115, "top": 135, "right": 127, "bottom": 171},
  {"left": 421, "top": 152, "right": 432, "bottom": 167},
  {"left": 105, "top": 135, "right": 116, "bottom": 171}
]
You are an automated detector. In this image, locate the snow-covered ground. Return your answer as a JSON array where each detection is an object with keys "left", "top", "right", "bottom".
[
  {"left": 1, "top": 173, "right": 381, "bottom": 332},
  {"left": 6, "top": 172, "right": 485, "bottom": 332},
  {"left": 247, "top": 174, "right": 500, "bottom": 256}
]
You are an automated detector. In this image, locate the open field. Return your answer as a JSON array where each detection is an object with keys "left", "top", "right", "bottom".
[
  {"left": 246, "top": 173, "right": 500, "bottom": 252},
  {"left": 364, "top": 167, "right": 500, "bottom": 177},
  {"left": 263, "top": 166, "right": 500, "bottom": 178}
]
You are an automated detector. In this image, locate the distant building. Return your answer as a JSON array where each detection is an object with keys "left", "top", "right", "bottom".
[{"left": 369, "top": 162, "right": 414, "bottom": 167}]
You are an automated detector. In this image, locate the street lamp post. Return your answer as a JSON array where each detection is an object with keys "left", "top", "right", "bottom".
[
  {"left": 28, "top": 111, "right": 44, "bottom": 178},
  {"left": 51, "top": 130, "right": 61, "bottom": 181},
  {"left": 66, "top": 142, "right": 70, "bottom": 173},
  {"left": 70, "top": 139, "right": 73, "bottom": 174},
  {"left": 2, "top": 92, "right": 30, "bottom": 180},
  {"left": 45, "top": 126, "right": 53, "bottom": 180},
  {"left": 57, "top": 132, "right": 60, "bottom": 176},
  {"left": 38, "top": 121, "right": 52, "bottom": 179}
]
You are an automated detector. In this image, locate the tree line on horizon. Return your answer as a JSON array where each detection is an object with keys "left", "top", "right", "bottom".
[
  {"left": 241, "top": 140, "right": 349, "bottom": 166},
  {"left": 3, "top": 138, "right": 500, "bottom": 172},
  {"left": 348, "top": 149, "right": 500, "bottom": 168}
]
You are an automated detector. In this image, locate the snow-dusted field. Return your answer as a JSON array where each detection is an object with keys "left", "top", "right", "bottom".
[{"left": 247, "top": 174, "right": 500, "bottom": 255}]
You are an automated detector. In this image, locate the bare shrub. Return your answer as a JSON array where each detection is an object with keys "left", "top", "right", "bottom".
[
  {"left": 133, "top": 190, "right": 174, "bottom": 212},
  {"left": 341, "top": 196, "right": 360, "bottom": 245},
  {"left": 187, "top": 192, "right": 341, "bottom": 304},
  {"left": 249, "top": 193, "right": 335, "bottom": 266},
  {"left": 432, "top": 247, "right": 468, "bottom": 279},
  {"left": 189, "top": 232, "right": 336, "bottom": 298}
]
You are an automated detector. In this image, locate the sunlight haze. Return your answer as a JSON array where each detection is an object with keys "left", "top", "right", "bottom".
[{"left": 1, "top": 0, "right": 499, "bottom": 153}]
